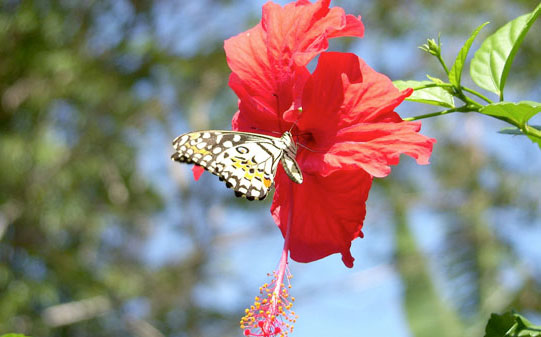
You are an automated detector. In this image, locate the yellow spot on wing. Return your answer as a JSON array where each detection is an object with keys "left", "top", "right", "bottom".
[
  {"left": 188, "top": 144, "right": 210, "bottom": 155},
  {"left": 263, "top": 178, "right": 272, "bottom": 188},
  {"left": 196, "top": 148, "right": 210, "bottom": 155},
  {"left": 231, "top": 158, "right": 259, "bottom": 172}
]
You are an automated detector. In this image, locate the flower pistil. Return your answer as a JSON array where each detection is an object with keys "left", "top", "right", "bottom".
[{"left": 240, "top": 268, "right": 296, "bottom": 337}]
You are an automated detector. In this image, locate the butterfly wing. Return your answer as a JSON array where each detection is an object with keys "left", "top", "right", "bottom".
[{"left": 171, "top": 131, "right": 285, "bottom": 200}]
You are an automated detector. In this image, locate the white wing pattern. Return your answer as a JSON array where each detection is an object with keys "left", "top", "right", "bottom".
[{"left": 171, "top": 130, "right": 303, "bottom": 200}]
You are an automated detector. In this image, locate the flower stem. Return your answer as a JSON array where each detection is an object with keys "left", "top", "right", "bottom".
[
  {"left": 403, "top": 106, "right": 470, "bottom": 121},
  {"left": 437, "top": 53, "right": 450, "bottom": 75},
  {"left": 408, "top": 83, "right": 454, "bottom": 91},
  {"left": 406, "top": 81, "right": 488, "bottom": 110},
  {"left": 271, "top": 183, "right": 293, "bottom": 309},
  {"left": 524, "top": 124, "right": 541, "bottom": 139},
  {"left": 461, "top": 86, "right": 493, "bottom": 104}
]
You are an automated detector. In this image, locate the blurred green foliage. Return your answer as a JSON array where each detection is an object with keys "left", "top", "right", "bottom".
[
  {"left": 0, "top": 1, "right": 236, "bottom": 336},
  {"left": 0, "top": 1, "right": 540, "bottom": 337}
]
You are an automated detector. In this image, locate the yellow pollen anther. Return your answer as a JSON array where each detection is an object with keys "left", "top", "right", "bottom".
[{"left": 240, "top": 270, "right": 296, "bottom": 337}]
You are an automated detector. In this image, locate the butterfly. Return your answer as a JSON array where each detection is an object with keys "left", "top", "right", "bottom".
[{"left": 171, "top": 130, "right": 303, "bottom": 200}]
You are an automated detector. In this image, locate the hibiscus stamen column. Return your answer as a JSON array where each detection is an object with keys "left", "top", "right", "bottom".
[{"left": 240, "top": 183, "right": 297, "bottom": 337}]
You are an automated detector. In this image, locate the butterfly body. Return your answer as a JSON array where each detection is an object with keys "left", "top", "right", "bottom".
[{"left": 171, "top": 130, "right": 303, "bottom": 200}]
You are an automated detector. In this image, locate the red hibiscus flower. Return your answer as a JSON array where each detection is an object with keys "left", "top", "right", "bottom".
[
  {"left": 190, "top": 1, "right": 435, "bottom": 335},
  {"left": 224, "top": 0, "right": 435, "bottom": 269}
]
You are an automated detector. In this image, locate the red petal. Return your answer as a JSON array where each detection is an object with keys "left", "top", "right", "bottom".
[
  {"left": 301, "top": 122, "right": 436, "bottom": 177},
  {"left": 192, "top": 165, "right": 204, "bottom": 181},
  {"left": 226, "top": 24, "right": 289, "bottom": 125},
  {"left": 263, "top": 0, "right": 364, "bottom": 67},
  {"left": 230, "top": 66, "right": 311, "bottom": 133},
  {"left": 328, "top": 14, "right": 365, "bottom": 39},
  {"left": 271, "top": 166, "right": 372, "bottom": 268},
  {"left": 297, "top": 52, "right": 434, "bottom": 178},
  {"left": 337, "top": 58, "right": 413, "bottom": 127},
  {"left": 225, "top": 1, "right": 363, "bottom": 131},
  {"left": 298, "top": 52, "right": 362, "bottom": 143}
]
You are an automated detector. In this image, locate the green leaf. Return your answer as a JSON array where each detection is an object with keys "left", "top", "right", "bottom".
[
  {"left": 482, "top": 102, "right": 541, "bottom": 149},
  {"left": 393, "top": 80, "right": 455, "bottom": 108},
  {"left": 470, "top": 3, "right": 541, "bottom": 100},
  {"left": 480, "top": 101, "right": 541, "bottom": 126},
  {"left": 499, "top": 125, "right": 541, "bottom": 135},
  {"left": 484, "top": 312, "right": 519, "bottom": 337},
  {"left": 0, "top": 334, "right": 32, "bottom": 337},
  {"left": 516, "top": 315, "right": 541, "bottom": 337},
  {"left": 426, "top": 74, "right": 445, "bottom": 84},
  {"left": 485, "top": 311, "right": 541, "bottom": 337},
  {"left": 510, "top": 128, "right": 541, "bottom": 150},
  {"left": 449, "top": 22, "right": 489, "bottom": 87},
  {"left": 527, "top": 133, "right": 541, "bottom": 150}
]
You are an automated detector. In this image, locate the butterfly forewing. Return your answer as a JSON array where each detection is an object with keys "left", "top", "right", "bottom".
[{"left": 171, "top": 130, "right": 302, "bottom": 200}]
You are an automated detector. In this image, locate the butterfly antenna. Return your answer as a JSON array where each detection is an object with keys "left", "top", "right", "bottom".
[
  {"left": 289, "top": 108, "right": 303, "bottom": 131},
  {"left": 288, "top": 119, "right": 296, "bottom": 133},
  {"left": 250, "top": 126, "right": 281, "bottom": 136},
  {"left": 297, "top": 142, "right": 323, "bottom": 153}
]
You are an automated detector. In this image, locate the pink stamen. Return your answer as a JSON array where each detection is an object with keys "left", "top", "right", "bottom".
[{"left": 240, "top": 183, "right": 297, "bottom": 337}]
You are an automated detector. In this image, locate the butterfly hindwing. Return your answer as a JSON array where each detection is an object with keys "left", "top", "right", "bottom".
[
  {"left": 171, "top": 130, "right": 287, "bottom": 200},
  {"left": 216, "top": 141, "right": 281, "bottom": 200}
]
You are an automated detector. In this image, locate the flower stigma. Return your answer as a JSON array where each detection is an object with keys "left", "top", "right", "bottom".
[{"left": 240, "top": 267, "right": 296, "bottom": 337}]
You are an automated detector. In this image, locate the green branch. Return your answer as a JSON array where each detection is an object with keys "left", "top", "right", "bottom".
[
  {"left": 437, "top": 53, "right": 450, "bottom": 75},
  {"left": 403, "top": 106, "right": 471, "bottom": 121},
  {"left": 461, "top": 86, "right": 493, "bottom": 104},
  {"left": 524, "top": 124, "right": 541, "bottom": 138}
]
